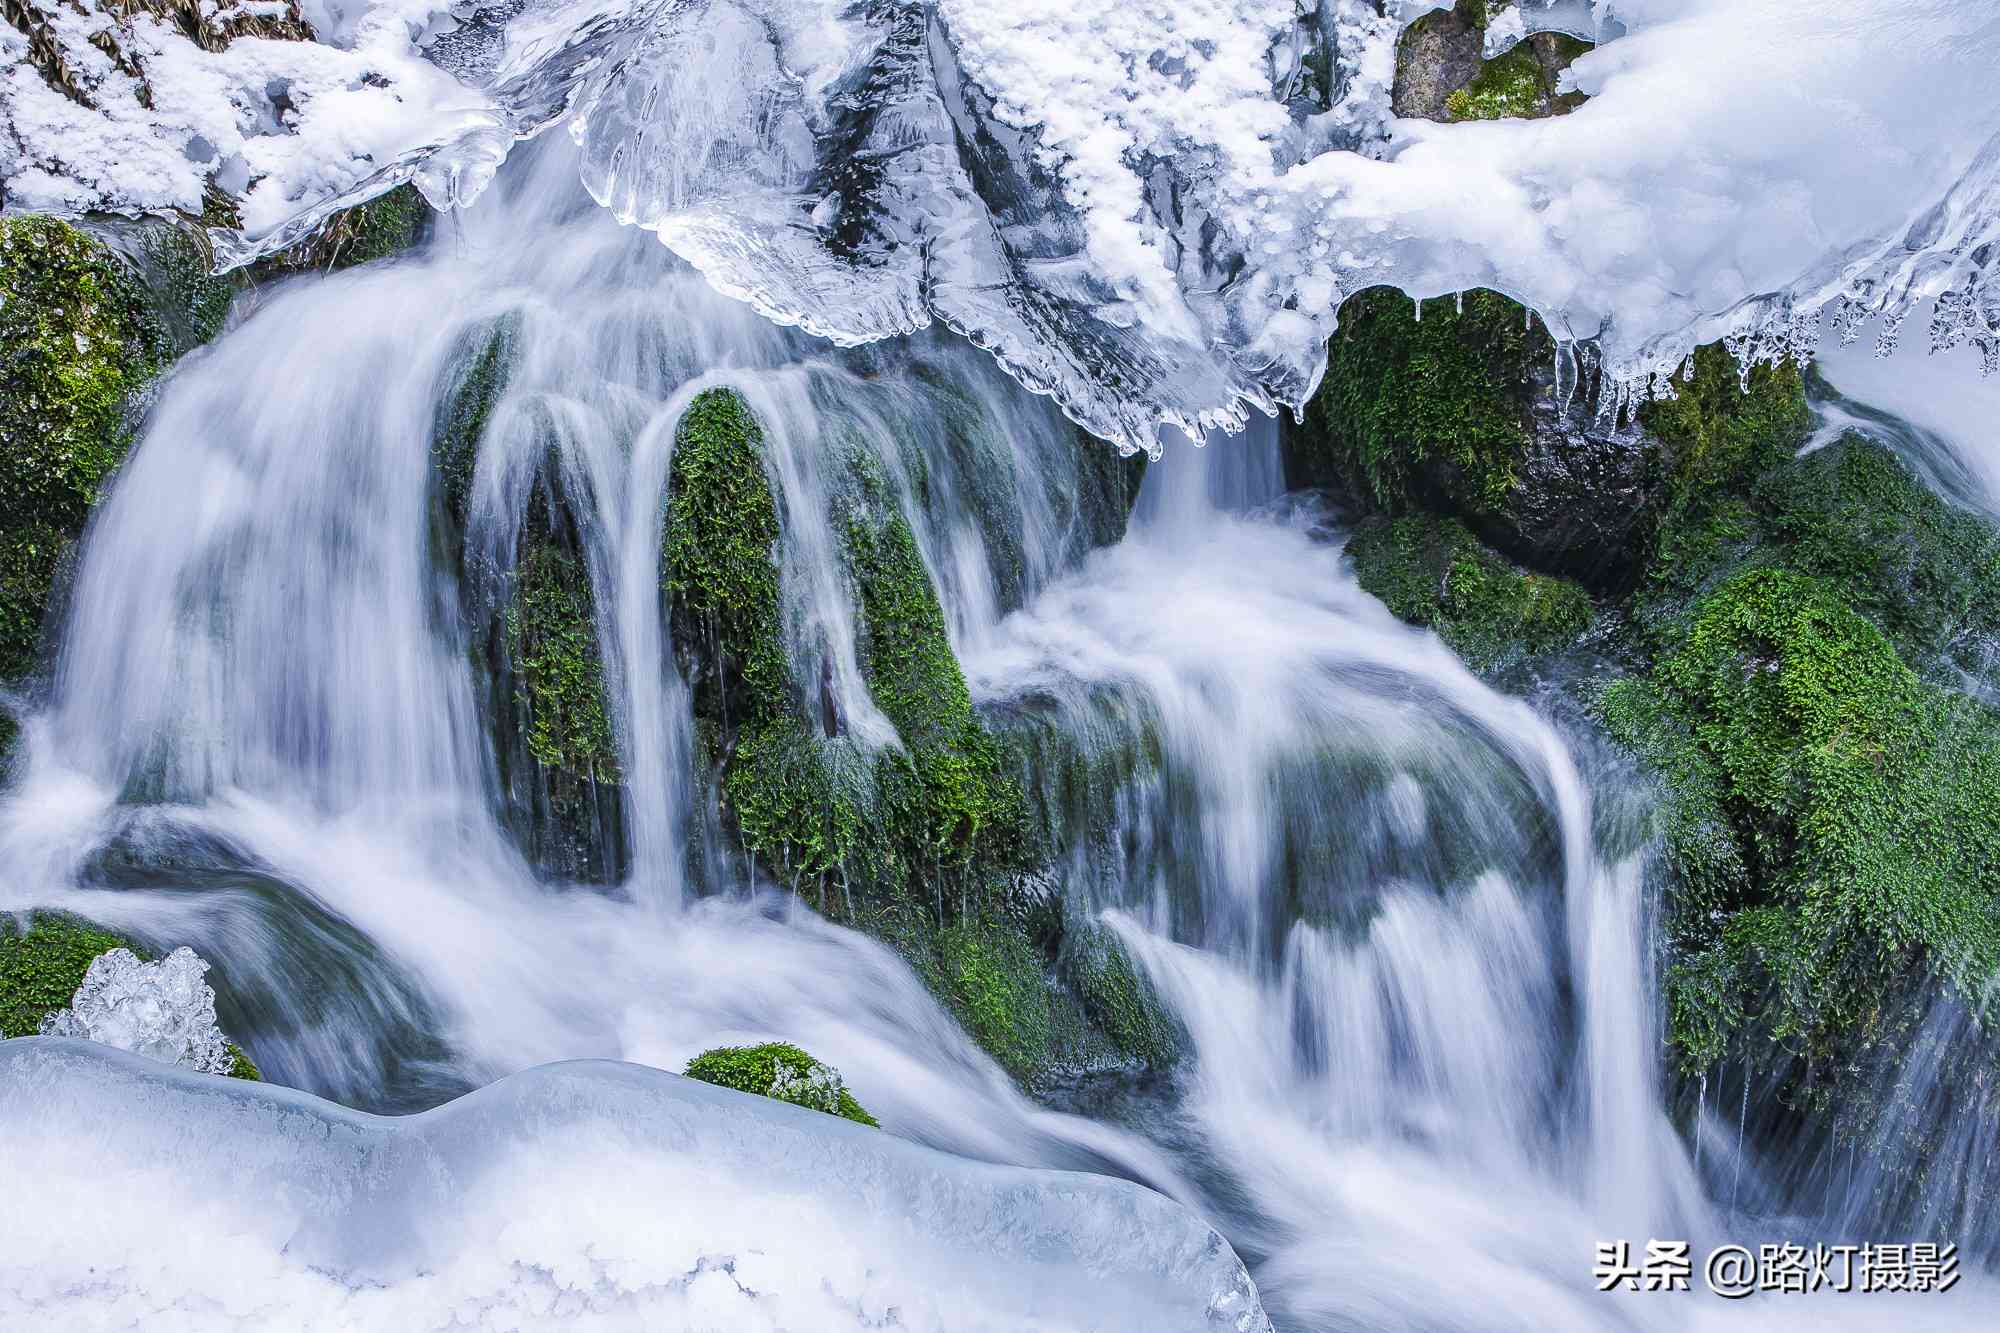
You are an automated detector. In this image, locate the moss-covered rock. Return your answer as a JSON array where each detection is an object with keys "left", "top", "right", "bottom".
[
  {"left": 683, "top": 1041, "right": 877, "bottom": 1126},
  {"left": 0, "top": 913, "right": 260, "bottom": 1080},
  {"left": 1605, "top": 569, "right": 2000, "bottom": 1106},
  {"left": 1347, "top": 513, "right": 1593, "bottom": 671},
  {"left": 1395, "top": 1, "right": 1590, "bottom": 122},
  {"left": 1057, "top": 920, "right": 1179, "bottom": 1071},
  {"left": 504, "top": 542, "right": 619, "bottom": 782},
  {"left": 249, "top": 184, "right": 433, "bottom": 276},
  {"left": 1289, "top": 288, "right": 1813, "bottom": 590},
  {"left": 0, "top": 217, "right": 176, "bottom": 691},
  {"left": 843, "top": 481, "right": 1031, "bottom": 901}
]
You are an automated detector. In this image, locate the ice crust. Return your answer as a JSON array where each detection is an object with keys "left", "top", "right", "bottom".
[
  {"left": 4, "top": 0, "right": 1998, "bottom": 450},
  {"left": 0, "top": 1038, "right": 1272, "bottom": 1332},
  {"left": 37, "top": 945, "right": 237, "bottom": 1074}
]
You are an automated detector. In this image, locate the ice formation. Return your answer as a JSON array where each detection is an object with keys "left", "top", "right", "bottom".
[
  {"left": 37, "top": 945, "right": 237, "bottom": 1075},
  {"left": 0, "top": 1038, "right": 1272, "bottom": 1332},
  {"left": 3, "top": 1, "right": 1997, "bottom": 450}
]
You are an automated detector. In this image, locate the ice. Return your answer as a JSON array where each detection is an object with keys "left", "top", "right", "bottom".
[
  {"left": 0, "top": 1038, "right": 1272, "bottom": 1332},
  {"left": 5, "top": 0, "right": 1999, "bottom": 451},
  {"left": 37, "top": 945, "right": 237, "bottom": 1075}
]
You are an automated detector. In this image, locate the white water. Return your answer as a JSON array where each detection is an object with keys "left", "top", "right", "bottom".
[{"left": 2, "top": 138, "right": 1998, "bottom": 1329}]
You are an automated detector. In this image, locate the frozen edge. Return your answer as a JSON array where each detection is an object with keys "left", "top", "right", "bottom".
[{"left": 0, "top": 1037, "right": 1272, "bottom": 1331}]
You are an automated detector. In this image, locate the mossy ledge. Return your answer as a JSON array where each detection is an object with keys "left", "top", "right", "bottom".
[
  {"left": 683, "top": 1042, "right": 877, "bottom": 1126},
  {"left": 0, "top": 912, "right": 260, "bottom": 1080}
]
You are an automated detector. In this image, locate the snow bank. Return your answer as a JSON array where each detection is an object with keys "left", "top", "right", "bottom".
[
  {"left": 0, "top": 1038, "right": 1270, "bottom": 1332},
  {"left": 4, "top": 0, "right": 1997, "bottom": 452}
]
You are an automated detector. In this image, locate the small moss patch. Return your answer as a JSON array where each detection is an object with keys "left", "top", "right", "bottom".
[{"left": 683, "top": 1041, "right": 876, "bottom": 1126}]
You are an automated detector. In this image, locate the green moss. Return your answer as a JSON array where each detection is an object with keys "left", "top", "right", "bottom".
[
  {"left": 1642, "top": 347, "right": 1812, "bottom": 516},
  {"left": 723, "top": 713, "right": 866, "bottom": 888},
  {"left": 1441, "top": 28, "right": 1591, "bottom": 122},
  {"left": 0, "top": 913, "right": 132, "bottom": 1039},
  {"left": 1348, "top": 514, "right": 1593, "bottom": 670},
  {"left": 845, "top": 504, "right": 1031, "bottom": 886},
  {"left": 1753, "top": 437, "right": 2000, "bottom": 668},
  {"left": 1596, "top": 675, "right": 1751, "bottom": 934},
  {"left": 504, "top": 543, "right": 619, "bottom": 781},
  {"left": 0, "top": 913, "right": 261, "bottom": 1081},
  {"left": 1059, "top": 921, "right": 1178, "bottom": 1069},
  {"left": 139, "top": 224, "right": 238, "bottom": 351},
  {"left": 1629, "top": 569, "right": 2000, "bottom": 1092},
  {"left": 432, "top": 321, "right": 516, "bottom": 528},
  {"left": 929, "top": 918, "right": 1057, "bottom": 1084},
  {"left": 683, "top": 1041, "right": 876, "bottom": 1126},
  {"left": 1295, "top": 288, "right": 1543, "bottom": 520},
  {"left": 256, "top": 184, "right": 431, "bottom": 274},
  {"left": 1444, "top": 43, "right": 1546, "bottom": 120},
  {"left": 0, "top": 218, "right": 164, "bottom": 539},
  {"left": 664, "top": 388, "right": 792, "bottom": 725}
]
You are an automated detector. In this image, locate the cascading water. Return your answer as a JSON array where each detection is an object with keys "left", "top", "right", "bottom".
[{"left": 2, "top": 135, "right": 1998, "bottom": 1331}]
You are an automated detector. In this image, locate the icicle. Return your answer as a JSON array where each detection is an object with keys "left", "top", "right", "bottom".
[
  {"left": 1730, "top": 1071, "right": 1749, "bottom": 1215},
  {"left": 1875, "top": 310, "right": 1906, "bottom": 359},
  {"left": 1554, "top": 340, "right": 1578, "bottom": 420},
  {"left": 1693, "top": 1070, "right": 1708, "bottom": 1180}
]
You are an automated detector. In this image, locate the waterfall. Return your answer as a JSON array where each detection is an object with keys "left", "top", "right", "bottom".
[{"left": 2, "top": 137, "right": 1997, "bottom": 1329}]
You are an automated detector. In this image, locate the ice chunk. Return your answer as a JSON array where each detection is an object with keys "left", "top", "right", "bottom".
[
  {"left": 0, "top": 1038, "right": 1272, "bottom": 1331},
  {"left": 37, "top": 946, "right": 236, "bottom": 1075}
]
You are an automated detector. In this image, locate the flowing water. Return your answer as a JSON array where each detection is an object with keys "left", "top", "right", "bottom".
[{"left": 4, "top": 139, "right": 1997, "bottom": 1330}]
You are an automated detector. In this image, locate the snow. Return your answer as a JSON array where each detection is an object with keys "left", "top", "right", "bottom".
[
  {"left": 4, "top": 0, "right": 1998, "bottom": 452},
  {"left": 0, "top": 1038, "right": 1272, "bottom": 1332},
  {"left": 37, "top": 946, "right": 237, "bottom": 1075}
]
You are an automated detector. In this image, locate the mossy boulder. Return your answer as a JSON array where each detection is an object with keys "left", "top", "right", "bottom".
[
  {"left": 1347, "top": 513, "right": 1593, "bottom": 672},
  {"left": 1589, "top": 425, "right": 2000, "bottom": 1116},
  {"left": 867, "top": 905, "right": 1174, "bottom": 1088},
  {"left": 1604, "top": 569, "right": 2000, "bottom": 1107},
  {"left": 0, "top": 913, "right": 260, "bottom": 1080},
  {"left": 1287, "top": 288, "right": 1812, "bottom": 589},
  {"left": 683, "top": 1041, "right": 877, "bottom": 1126},
  {"left": 0, "top": 217, "right": 178, "bottom": 693}
]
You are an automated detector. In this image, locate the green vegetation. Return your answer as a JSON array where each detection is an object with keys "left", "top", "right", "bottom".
[
  {"left": 255, "top": 185, "right": 431, "bottom": 275},
  {"left": 1444, "top": 34, "right": 1591, "bottom": 122},
  {"left": 928, "top": 919, "right": 1056, "bottom": 1082},
  {"left": 1590, "top": 426, "right": 2000, "bottom": 1110},
  {"left": 0, "top": 913, "right": 260, "bottom": 1081},
  {"left": 431, "top": 321, "right": 516, "bottom": 528},
  {"left": 504, "top": 543, "right": 619, "bottom": 781},
  {"left": 0, "top": 218, "right": 171, "bottom": 686},
  {"left": 683, "top": 1041, "right": 876, "bottom": 1126},
  {"left": 844, "top": 495, "right": 1031, "bottom": 898},
  {"left": 1605, "top": 569, "right": 2000, "bottom": 1103},
  {"left": 1347, "top": 514, "right": 1593, "bottom": 670},
  {"left": 666, "top": 390, "right": 1029, "bottom": 914},
  {"left": 1058, "top": 920, "right": 1178, "bottom": 1071},
  {"left": 1295, "top": 287, "right": 1541, "bottom": 519}
]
